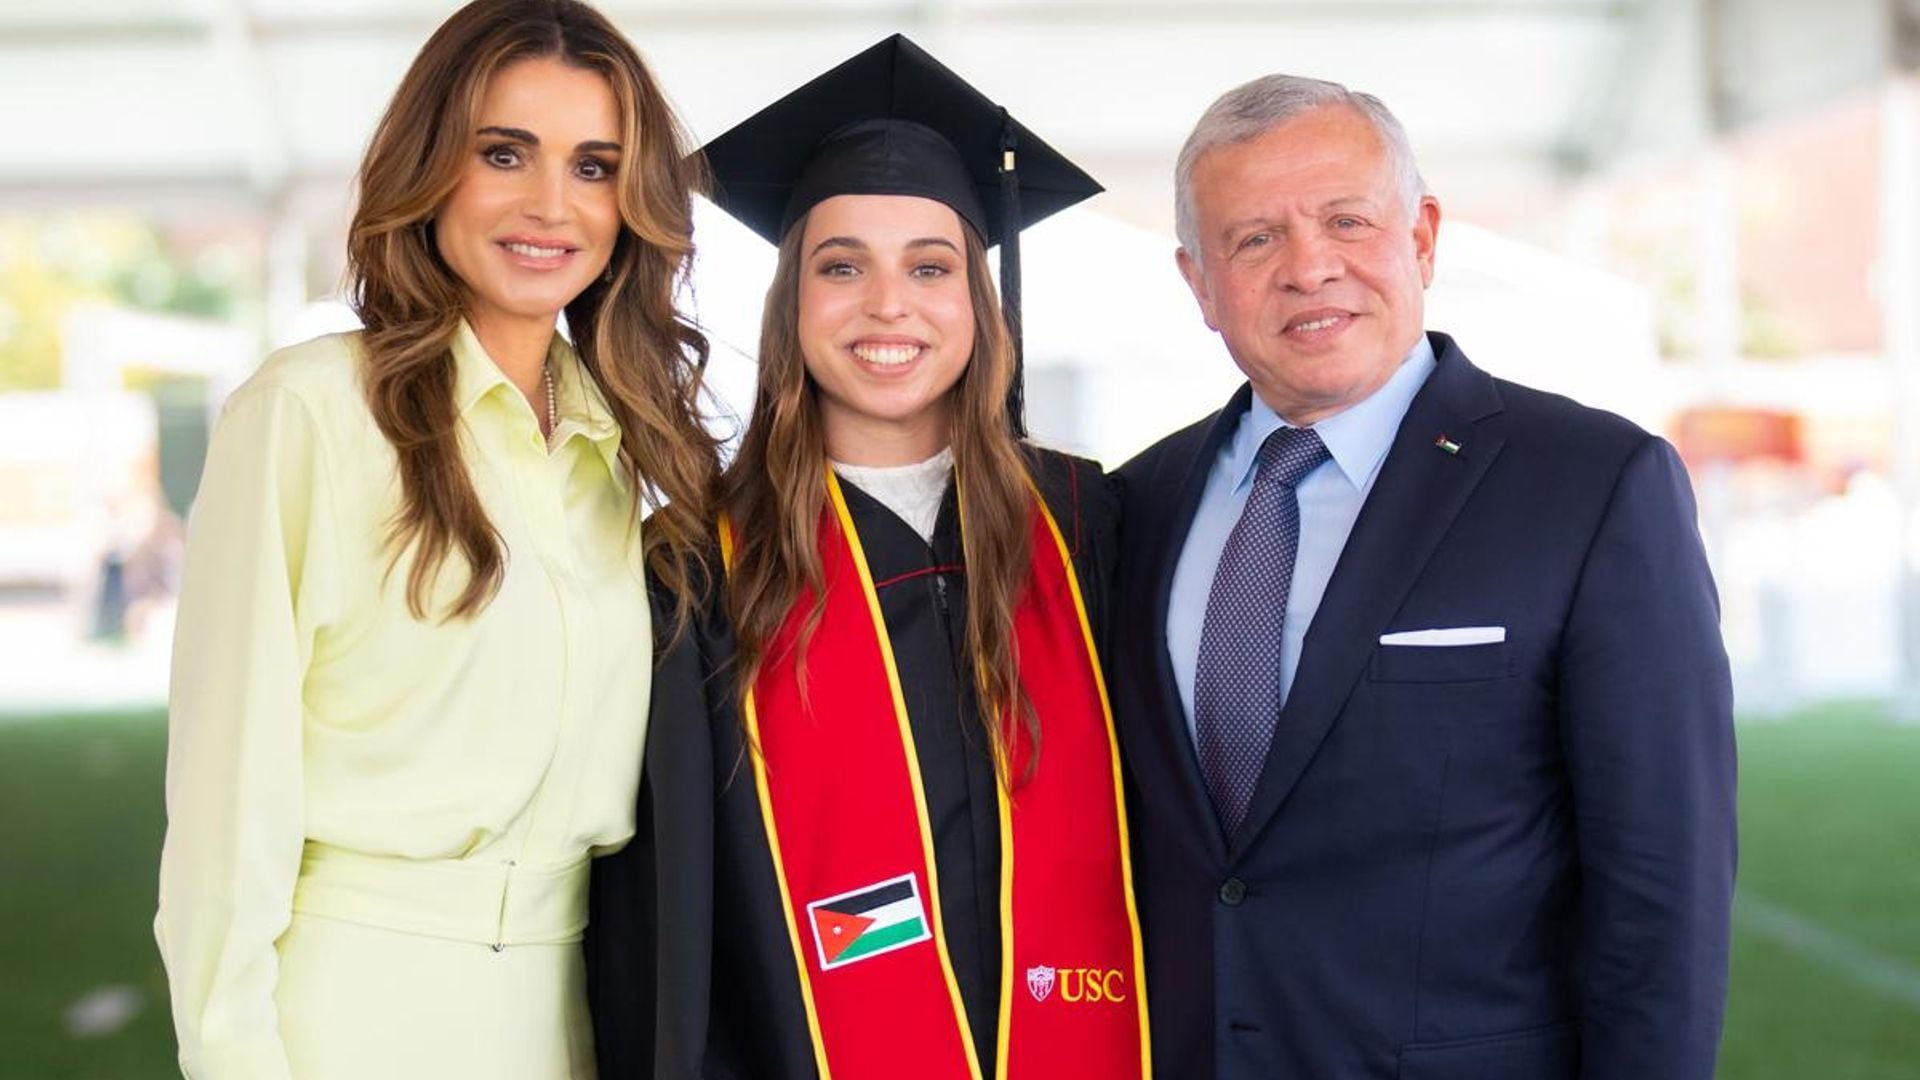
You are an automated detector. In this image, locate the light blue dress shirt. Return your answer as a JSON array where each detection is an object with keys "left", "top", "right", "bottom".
[{"left": 1168, "top": 336, "right": 1438, "bottom": 741}]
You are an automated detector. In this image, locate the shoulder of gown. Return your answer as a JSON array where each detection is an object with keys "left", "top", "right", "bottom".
[{"left": 1021, "top": 445, "right": 1119, "bottom": 645}]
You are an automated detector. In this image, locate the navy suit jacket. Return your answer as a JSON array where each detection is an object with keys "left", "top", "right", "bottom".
[{"left": 1113, "top": 334, "right": 1736, "bottom": 1080}]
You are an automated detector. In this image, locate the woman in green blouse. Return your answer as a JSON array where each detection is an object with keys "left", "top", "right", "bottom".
[{"left": 154, "top": 2, "right": 716, "bottom": 1077}]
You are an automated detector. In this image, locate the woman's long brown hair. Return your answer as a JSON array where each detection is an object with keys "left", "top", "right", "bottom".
[
  {"left": 722, "top": 217, "right": 1039, "bottom": 784},
  {"left": 345, "top": 0, "right": 719, "bottom": 629}
]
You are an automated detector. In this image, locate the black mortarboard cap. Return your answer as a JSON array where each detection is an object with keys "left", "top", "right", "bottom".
[{"left": 700, "top": 33, "right": 1103, "bottom": 435}]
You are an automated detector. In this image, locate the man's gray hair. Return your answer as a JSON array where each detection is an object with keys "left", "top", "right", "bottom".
[{"left": 1174, "top": 74, "right": 1427, "bottom": 255}]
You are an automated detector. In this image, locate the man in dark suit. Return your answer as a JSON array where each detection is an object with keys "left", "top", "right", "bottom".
[{"left": 1113, "top": 75, "right": 1736, "bottom": 1079}]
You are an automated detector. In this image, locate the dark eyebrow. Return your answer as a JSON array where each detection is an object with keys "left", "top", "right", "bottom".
[
  {"left": 807, "top": 235, "right": 962, "bottom": 258},
  {"left": 477, "top": 125, "right": 537, "bottom": 144},
  {"left": 476, "top": 128, "right": 619, "bottom": 155},
  {"left": 809, "top": 236, "right": 867, "bottom": 257}
]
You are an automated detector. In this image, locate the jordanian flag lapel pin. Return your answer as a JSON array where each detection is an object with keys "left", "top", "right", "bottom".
[{"left": 807, "top": 873, "right": 933, "bottom": 971}]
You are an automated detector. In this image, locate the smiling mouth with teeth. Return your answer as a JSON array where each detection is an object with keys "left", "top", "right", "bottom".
[
  {"left": 850, "top": 343, "right": 922, "bottom": 367},
  {"left": 1291, "top": 315, "right": 1343, "bottom": 333},
  {"left": 503, "top": 242, "right": 573, "bottom": 258}
]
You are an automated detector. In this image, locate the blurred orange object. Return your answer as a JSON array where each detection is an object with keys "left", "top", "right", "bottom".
[{"left": 1671, "top": 407, "right": 1804, "bottom": 466}]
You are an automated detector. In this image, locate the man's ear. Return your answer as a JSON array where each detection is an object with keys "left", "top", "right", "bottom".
[
  {"left": 1176, "top": 246, "right": 1220, "bottom": 332},
  {"left": 1413, "top": 195, "right": 1441, "bottom": 288}
]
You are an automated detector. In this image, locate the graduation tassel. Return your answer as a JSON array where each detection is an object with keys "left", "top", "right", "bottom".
[{"left": 998, "top": 109, "right": 1026, "bottom": 438}]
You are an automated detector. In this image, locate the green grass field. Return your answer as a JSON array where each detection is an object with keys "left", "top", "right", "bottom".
[
  {"left": 1, "top": 710, "right": 174, "bottom": 1079},
  {"left": 1721, "top": 703, "right": 1920, "bottom": 1079},
  {"left": 2, "top": 704, "right": 1916, "bottom": 1077}
]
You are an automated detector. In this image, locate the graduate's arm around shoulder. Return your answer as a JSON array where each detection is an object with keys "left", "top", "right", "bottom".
[{"left": 586, "top": 548, "right": 726, "bottom": 1080}]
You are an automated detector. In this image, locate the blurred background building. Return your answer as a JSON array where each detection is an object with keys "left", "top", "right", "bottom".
[{"left": 3, "top": 1, "right": 1917, "bottom": 1076}]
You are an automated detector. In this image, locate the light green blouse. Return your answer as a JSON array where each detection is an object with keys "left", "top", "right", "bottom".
[{"left": 155, "top": 323, "right": 652, "bottom": 1078}]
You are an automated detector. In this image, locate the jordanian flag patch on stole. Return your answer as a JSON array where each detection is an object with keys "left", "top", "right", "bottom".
[{"left": 806, "top": 873, "right": 932, "bottom": 970}]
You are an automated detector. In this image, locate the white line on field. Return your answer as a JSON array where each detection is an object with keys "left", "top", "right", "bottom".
[{"left": 1737, "top": 894, "right": 1920, "bottom": 1011}]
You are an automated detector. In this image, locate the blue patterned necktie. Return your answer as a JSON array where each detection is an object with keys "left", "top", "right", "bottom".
[{"left": 1194, "top": 425, "right": 1330, "bottom": 836}]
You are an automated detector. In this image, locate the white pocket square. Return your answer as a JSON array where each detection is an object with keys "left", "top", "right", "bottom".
[{"left": 1378, "top": 626, "right": 1507, "bottom": 647}]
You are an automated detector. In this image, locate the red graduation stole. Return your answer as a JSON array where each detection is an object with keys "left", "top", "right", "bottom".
[{"left": 720, "top": 469, "right": 1149, "bottom": 1080}]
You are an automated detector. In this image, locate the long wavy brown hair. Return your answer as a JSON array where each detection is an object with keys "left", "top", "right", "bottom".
[
  {"left": 723, "top": 214, "right": 1039, "bottom": 784},
  {"left": 345, "top": 0, "right": 718, "bottom": 628}
]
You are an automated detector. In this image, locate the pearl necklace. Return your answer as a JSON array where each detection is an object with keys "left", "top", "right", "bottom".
[{"left": 542, "top": 360, "right": 558, "bottom": 438}]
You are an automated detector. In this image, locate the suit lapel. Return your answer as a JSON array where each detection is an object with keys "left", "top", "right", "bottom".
[
  {"left": 1143, "top": 385, "right": 1254, "bottom": 863},
  {"left": 1230, "top": 336, "right": 1507, "bottom": 860}
]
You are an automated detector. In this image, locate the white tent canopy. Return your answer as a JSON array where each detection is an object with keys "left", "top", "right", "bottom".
[{"left": 0, "top": 0, "right": 1901, "bottom": 230}]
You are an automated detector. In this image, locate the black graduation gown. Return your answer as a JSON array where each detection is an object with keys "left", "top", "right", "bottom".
[{"left": 586, "top": 447, "right": 1118, "bottom": 1080}]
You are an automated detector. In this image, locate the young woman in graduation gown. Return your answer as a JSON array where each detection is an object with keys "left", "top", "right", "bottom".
[
  {"left": 587, "top": 35, "right": 1150, "bottom": 1080},
  {"left": 154, "top": 3, "right": 718, "bottom": 1077}
]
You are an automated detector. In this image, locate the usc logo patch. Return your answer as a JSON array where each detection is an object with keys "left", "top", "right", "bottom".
[{"left": 1026, "top": 965, "right": 1128, "bottom": 1003}]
